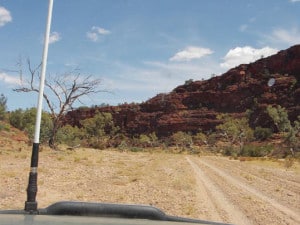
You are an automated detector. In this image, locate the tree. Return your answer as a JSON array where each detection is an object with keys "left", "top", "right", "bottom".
[
  {"left": 217, "top": 114, "right": 253, "bottom": 154},
  {"left": 13, "top": 59, "right": 104, "bottom": 148},
  {"left": 80, "top": 111, "right": 118, "bottom": 149},
  {"left": 266, "top": 105, "right": 291, "bottom": 132},
  {"left": 0, "top": 93, "right": 7, "bottom": 120},
  {"left": 9, "top": 108, "right": 53, "bottom": 144},
  {"left": 171, "top": 131, "right": 193, "bottom": 150},
  {"left": 267, "top": 105, "right": 300, "bottom": 152}
]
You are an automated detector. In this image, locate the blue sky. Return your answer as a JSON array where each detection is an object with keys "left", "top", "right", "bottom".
[{"left": 0, "top": 0, "right": 300, "bottom": 111}]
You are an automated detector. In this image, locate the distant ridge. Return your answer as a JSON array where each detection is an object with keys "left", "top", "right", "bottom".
[{"left": 64, "top": 45, "right": 300, "bottom": 137}]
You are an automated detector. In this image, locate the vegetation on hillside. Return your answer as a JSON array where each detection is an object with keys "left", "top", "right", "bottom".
[{"left": 1, "top": 92, "right": 299, "bottom": 158}]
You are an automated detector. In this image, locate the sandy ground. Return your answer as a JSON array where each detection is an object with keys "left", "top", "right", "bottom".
[
  {"left": 1, "top": 146, "right": 299, "bottom": 225},
  {"left": 186, "top": 156, "right": 300, "bottom": 225}
]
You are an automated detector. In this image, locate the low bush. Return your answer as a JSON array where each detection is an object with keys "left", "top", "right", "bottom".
[
  {"left": 56, "top": 125, "right": 83, "bottom": 147},
  {"left": 254, "top": 127, "right": 273, "bottom": 141},
  {"left": 223, "top": 146, "right": 238, "bottom": 157},
  {"left": 130, "top": 147, "right": 144, "bottom": 152},
  {"left": 0, "top": 122, "right": 10, "bottom": 131},
  {"left": 240, "top": 144, "right": 273, "bottom": 157}
]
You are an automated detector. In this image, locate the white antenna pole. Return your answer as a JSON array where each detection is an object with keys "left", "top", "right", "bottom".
[
  {"left": 34, "top": 0, "right": 53, "bottom": 143},
  {"left": 25, "top": 0, "right": 54, "bottom": 212}
]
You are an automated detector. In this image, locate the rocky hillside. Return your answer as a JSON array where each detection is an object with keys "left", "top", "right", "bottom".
[{"left": 64, "top": 45, "right": 300, "bottom": 137}]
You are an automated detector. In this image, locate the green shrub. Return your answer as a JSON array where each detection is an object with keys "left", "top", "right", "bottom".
[
  {"left": 9, "top": 109, "right": 23, "bottom": 129},
  {"left": 240, "top": 144, "right": 273, "bottom": 157},
  {"left": 207, "top": 133, "right": 218, "bottom": 146},
  {"left": 266, "top": 105, "right": 291, "bottom": 132},
  {"left": 139, "top": 134, "right": 151, "bottom": 147},
  {"left": 118, "top": 140, "right": 128, "bottom": 151},
  {"left": 56, "top": 125, "right": 83, "bottom": 147},
  {"left": 79, "top": 111, "right": 119, "bottom": 149},
  {"left": 9, "top": 108, "right": 52, "bottom": 144},
  {"left": 0, "top": 122, "right": 10, "bottom": 131},
  {"left": 88, "top": 136, "right": 108, "bottom": 150},
  {"left": 267, "top": 106, "right": 300, "bottom": 150},
  {"left": 254, "top": 127, "right": 273, "bottom": 141},
  {"left": 216, "top": 114, "right": 254, "bottom": 146},
  {"left": 81, "top": 111, "right": 118, "bottom": 136},
  {"left": 130, "top": 147, "right": 144, "bottom": 152},
  {"left": 193, "top": 132, "right": 207, "bottom": 145},
  {"left": 171, "top": 131, "right": 193, "bottom": 150},
  {"left": 0, "top": 94, "right": 7, "bottom": 121},
  {"left": 223, "top": 146, "right": 238, "bottom": 157}
]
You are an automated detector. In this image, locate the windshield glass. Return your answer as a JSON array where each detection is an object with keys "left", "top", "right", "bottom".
[{"left": 0, "top": 1, "right": 300, "bottom": 225}]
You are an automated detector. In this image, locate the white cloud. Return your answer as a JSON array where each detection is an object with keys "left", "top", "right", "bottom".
[
  {"left": 100, "top": 58, "right": 221, "bottom": 95},
  {"left": 98, "top": 58, "right": 222, "bottom": 104},
  {"left": 0, "top": 6, "right": 12, "bottom": 27},
  {"left": 290, "top": 0, "right": 300, "bottom": 3},
  {"left": 86, "top": 26, "right": 111, "bottom": 42},
  {"left": 0, "top": 72, "right": 20, "bottom": 85},
  {"left": 49, "top": 32, "right": 61, "bottom": 44},
  {"left": 220, "top": 46, "right": 278, "bottom": 69},
  {"left": 268, "top": 27, "right": 300, "bottom": 46},
  {"left": 169, "top": 46, "right": 213, "bottom": 62},
  {"left": 86, "top": 32, "right": 98, "bottom": 42},
  {"left": 92, "top": 26, "right": 111, "bottom": 35}
]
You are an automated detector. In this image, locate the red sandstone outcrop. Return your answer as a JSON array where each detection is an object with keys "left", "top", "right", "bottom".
[{"left": 63, "top": 45, "right": 300, "bottom": 137}]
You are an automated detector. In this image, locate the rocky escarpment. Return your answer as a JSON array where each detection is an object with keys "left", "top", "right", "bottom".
[{"left": 64, "top": 45, "right": 300, "bottom": 137}]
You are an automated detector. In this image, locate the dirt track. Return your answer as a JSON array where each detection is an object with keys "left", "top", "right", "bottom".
[
  {"left": 187, "top": 156, "right": 300, "bottom": 225},
  {"left": 1, "top": 148, "right": 299, "bottom": 225}
]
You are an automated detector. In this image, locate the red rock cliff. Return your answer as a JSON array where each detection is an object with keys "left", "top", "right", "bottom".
[{"left": 64, "top": 45, "right": 300, "bottom": 137}]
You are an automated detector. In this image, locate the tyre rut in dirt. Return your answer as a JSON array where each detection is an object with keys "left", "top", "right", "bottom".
[
  {"left": 186, "top": 157, "right": 252, "bottom": 225},
  {"left": 195, "top": 157, "right": 300, "bottom": 224}
]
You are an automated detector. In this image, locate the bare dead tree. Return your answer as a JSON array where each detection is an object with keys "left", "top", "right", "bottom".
[{"left": 14, "top": 59, "right": 105, "bottom": 149}]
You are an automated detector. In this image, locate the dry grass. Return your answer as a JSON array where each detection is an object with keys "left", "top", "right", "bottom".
[
  {"left": 243, "top": 157, "right": 300, "bottom": 172},
  {"left": 0, "top": 145, "right": 198, "bottom": 218},
  {"left": 1, "top": 126, "right": 299, "bottom": 221}
]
